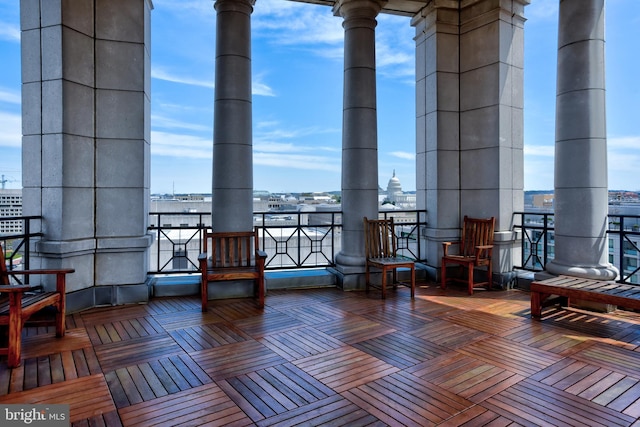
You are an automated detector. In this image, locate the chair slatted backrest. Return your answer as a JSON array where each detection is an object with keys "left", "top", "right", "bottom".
[
  {"left": 1, "top": 243, "right": 10, "bottom": 286},
  {"left": 460, "top": 216, "right": 495, "bottom": 257},
  {"left": 203, "top": 231, "right": 256, "bottom": 268},
  {"left": 364, "top": 217, "right": 397, "bottom": 259}
]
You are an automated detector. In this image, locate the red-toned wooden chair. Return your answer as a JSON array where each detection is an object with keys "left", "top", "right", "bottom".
[
  {"left": 363, "top": 217, "right": 415, "bottom": 299},
  {"left": 198, "top": 229, "right": 267, "bottom": 312},
  {"left": 0, "top": 244, "right": 74, "bottom": 368},
  {"left": 441, "top": 216, "right": 495, "bottom": 295}
]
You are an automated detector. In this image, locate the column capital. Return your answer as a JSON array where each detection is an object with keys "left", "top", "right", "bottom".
[
  {"left": 214, "top": 0, "right": 255, "bottom": 14},
  {"left": 333, "top": 0, "right": 387, "bottom": 20}
]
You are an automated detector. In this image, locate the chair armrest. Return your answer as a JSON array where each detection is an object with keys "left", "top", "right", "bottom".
[
  {"left": 442, "top": 241, "right": 460, "bottom": 256},
  {"left": 474, "top": 245, "right": 494, "bottom": 262},
  {"left": 198, "top": 253, "right": 208, "bottom": 262},
  {"left": 256, "top": 250, "right": 267, "bottom": 259},
  {"left": 0, "top": 285, "right": 32, "bottom": 293}
]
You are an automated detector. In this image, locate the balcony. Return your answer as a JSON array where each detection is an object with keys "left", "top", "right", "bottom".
[
  {"left": 1, "top": 285, "right": 640, "bottom": 424},
  {"left": 2, "top": 214, "right": 640, "bottom": 424}
]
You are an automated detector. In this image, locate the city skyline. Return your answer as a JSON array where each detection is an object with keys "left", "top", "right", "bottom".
[{"left": 0, "top": 0, "right": 638, "bottom": 194}]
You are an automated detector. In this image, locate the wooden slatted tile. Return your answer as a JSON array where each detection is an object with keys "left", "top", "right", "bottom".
[
  {"left": 191, "top": 340, "right": 286, "bottom": 381},
  {"left": 573, "top": 342, "right": 640, "bottom": 378},
  {"left": 483, "top": 378, "right": 637, "bottom": 426},
  {"left": 343, "top": 370, "right": 474, "bottom": 426},
  {"left": 233, "top": 311, "right": 305, "bottom": 338},
  {"left": 260, "top": 326, "right": 344, "bottom": 360},
  {"left": 218, "top": 362, "right": 335, "bottom": 422},
  {"left": 169, "top": 322, "right": 250, "bottom": 352},
  {"left": 458, "top": 336, "right": 564, "bottom": 376},
  {"left": 540, "top": 307, "right": 636, "bottom": 338},
  {"left": 315, "top": 315, "right": 396, "bottom": 344},
  {"left": 144, "top": 296, "right": 201, "bottom": 315},
  {"left": 87, "top": 316, "right": 165, "bottom": 345},
  {"left": 504, "top": 321, "right": 593, "bottom": 356},
  {"left": 72, "top": 410, "right": 123, "bottom": 427},
  {"left": 407, "top": 352, "right": 525, "bottom": 403},
  {"left": 105, "top": 353, "right": 213, "bottom": 409},
  {"left": 255, "top": 394, "right": 381, "bottom": 427},
  {"left": 21, "top": 328, "right": 92, "bottom": 360},
  {"left": 361, "top": 306, "right": 431, "bottom": 331},
  {"left": 411, "top": 319, "right": 488, "bottom": 349},
  {"left": 118, "top": 382, "right": 251, "bottom": 426},
  {"left": 152, "top": 309, "right": 224, "bottom": 331},
  {"left": 284, "top": 303, "right": 349, "bottom": 325},
  {"left": 0, "top": 374, "right": 116, "bottom": 423},
  {"left": 208, "top": 299, "right": 274, "bottom": 321},
  {"left": 79, "top": 305, "right": 150, "bottom": 326},
  {"left": 445, "top": 309, "right": 531, "bottom": 337},
  {"left": 293, "top": 346, "right": 399, "bottom": 393},
  {"left": 95, "top": 334, "right": 184, "bottom": 372},
  {"left": 352, "top": 331, "right": 448, "bottom": 368}
]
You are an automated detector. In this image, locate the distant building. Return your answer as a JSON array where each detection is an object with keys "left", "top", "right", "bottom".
[
  {"left": 381, "top": 171, "right": 416, "bottom": 209},
  {"left": 0, "top": 189, "right": 22, "bottom": 235}
]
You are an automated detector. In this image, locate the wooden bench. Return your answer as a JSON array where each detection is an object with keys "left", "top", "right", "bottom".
[
  {"left": 530, "top": 275, "right": 640, "bottom": 319},
  {"left": 0, "top": 244, "right": 74, "bottom": 368},
  {"left": 198, "top": 229, "right": 267, "bottom": 312}
]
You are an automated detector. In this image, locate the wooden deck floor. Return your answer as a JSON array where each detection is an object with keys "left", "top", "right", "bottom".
[{"left": 1, "top": 281, "right": 640, "bottom": 426}]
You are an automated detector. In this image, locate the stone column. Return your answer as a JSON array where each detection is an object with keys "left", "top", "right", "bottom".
[
  {"left": 333, "top": 0, "right": 385, "bottom": 289},
  {"left": 413, "top": 0, "right": 527, "bottom": 285},
  {"left": 21, "top": 0, "right": 153, "bottom": 310},
  {"left": 546, "top": 0, "right": 617, "bottom": 280},
  {"left": 212, "top": 0, "right": 255, "bottom": 232}
]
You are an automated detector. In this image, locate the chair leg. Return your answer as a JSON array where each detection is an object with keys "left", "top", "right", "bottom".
[
  {"left": 468, "top": 264, "right": 474, "bottom": 295},
  {"left": 256, "top": 277, "right": 265, "bottom": 309},
  {"left": 441, "top": 260, "right": 447, "bottom": 290},
  {"left": 381, "top": 267, "right": 387, "bottom": 299},
  {"left": 487, "top": 260, "right": 493, "bottom": 291},
  {"left": 410, "top": 265, "right": 415, "bottom": 299},
  {"left": 365, "top": 265, "right": 370, "bottom": 294},
  {"left": 201, "top": 277, "right": 208, "bottom": 312}
]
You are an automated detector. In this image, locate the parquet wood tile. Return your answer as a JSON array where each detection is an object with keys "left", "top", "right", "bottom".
[
  {"left": 260, "top": 326, "right": 344, "bottom": 360},
  {"left": 217, "top": 362, "right": 335, "bottom": 422},
  {"left": 169, "top": 322, "right": 251, "bottom": 352},
  {"left": 94, "top": 333, "right": 184, "bottom": 372},
  {"left": 483, "top": 378, "right": 637, "bottom": 426},
  {"left": 0, "top": 374, "right": 116, "bottom": 423},
  {"left": 118, "top": 382, "right": 251, "bottom": 427},
  {"left": 458, "top": 336, "right": 564, "bottom": 376},
  {"left": 352, "top": 331, "right": 449, "bottom": 368},
  {"left": 315, "top": 314, "right": 396, "bottom": 344},
  {"left": 293, "top": 346, "right": 400, "bottom": 393},
  {"left": 411, "top": 319, "right": 489, "bottom": 349},
  {"left": 1, "top": 285, "right": 640, "bottom": 426}
]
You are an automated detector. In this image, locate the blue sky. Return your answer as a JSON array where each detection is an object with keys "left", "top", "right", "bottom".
[{"left": 0, "top": 0, "right": 638, "bottom": 194}]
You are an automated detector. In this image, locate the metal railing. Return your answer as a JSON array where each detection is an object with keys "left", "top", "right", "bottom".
[
  {"left": 0, "top": 216, "right": 43, "bottom": 284},
  {"left": 147, "top": 209, "right": 428, "bottom": 274},
  {"left": 513, "top": 211, "right": 640, "bottom": 285}
]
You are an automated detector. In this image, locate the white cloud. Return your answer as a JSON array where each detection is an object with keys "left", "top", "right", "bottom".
[
  {"left": 255, "top": 152, "right": 340, "bottom": 172},
  {"left": 151, "top": 131, "right": 211, "bottom": 159},
  {"left": 0, "top": 22, "right": 19, "bottom": 42},
  {"left": 524, "top": 144, "right": 555, "bottom": 157},
  {"left": 152, "top": 66, "right": 275, "bottom": 96},
  {"left": 152, "top": 67, "right": 214, "bottom": 88},
  {"left": 390, "top": 151, "right": 415, "bottom": 160},
  {"left": 0, "top": 111, "right": 21, "bottom": 148},
  {"left": 0, "top": 88, "right": 20, "bottom": 104},
  {"left": 151, "top": 115, "right": 212, "bottom": 133}
]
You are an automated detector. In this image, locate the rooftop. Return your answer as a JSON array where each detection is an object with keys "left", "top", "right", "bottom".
[{"left": 1, "top": 282, "right": 639, "bottom": 425}]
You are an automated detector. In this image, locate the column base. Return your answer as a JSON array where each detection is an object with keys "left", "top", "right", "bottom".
[{"left": 545, "top": 260, "right": 619, "bottom": 281}]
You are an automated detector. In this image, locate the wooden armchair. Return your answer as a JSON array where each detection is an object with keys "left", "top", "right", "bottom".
[
  {"left": 0, "top": 244, "right": 74, "bottom": 368},
  {"left": 363, "top": 217, "right": 415, "bottom": 299},
  {"left": 198, "top": 229, "right": 267, "bottom": 312},
  {"left": 441, "top": 216, "right": 495, "bottom": 295}
]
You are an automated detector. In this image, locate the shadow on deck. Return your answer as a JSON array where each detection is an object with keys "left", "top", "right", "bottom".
[{"left": 1, "top": 281, "right": 640, "bottom": 426}]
